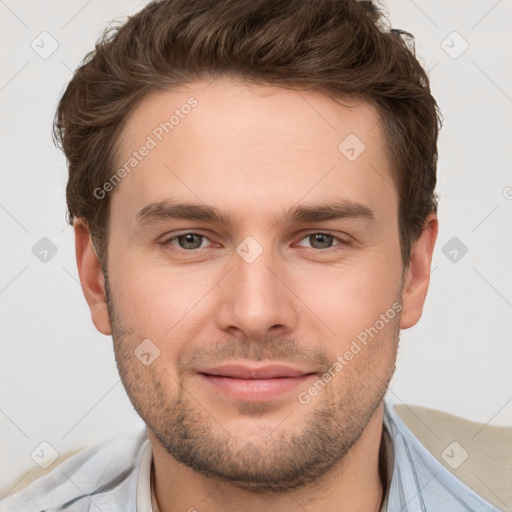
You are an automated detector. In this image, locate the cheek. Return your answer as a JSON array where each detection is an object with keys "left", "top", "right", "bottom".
[
  {"left": 108, "top": 252, "right": 215, "bottom": 344},
  {"left": 288, "top": 250, "right": 402, "bottom": 345}
]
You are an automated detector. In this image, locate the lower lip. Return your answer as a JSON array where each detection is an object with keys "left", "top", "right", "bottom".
[{"left": 200, "top": 373, "right": 315, "bottom": 402}]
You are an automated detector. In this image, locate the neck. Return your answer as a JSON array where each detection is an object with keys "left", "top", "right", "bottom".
[{"left": 149, "top": 401, "right": 386, "bottom": 512}]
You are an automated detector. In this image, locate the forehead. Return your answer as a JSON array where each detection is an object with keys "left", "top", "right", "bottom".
[{"left": 112, "top": 77, "right": 397, "bottom": 226}]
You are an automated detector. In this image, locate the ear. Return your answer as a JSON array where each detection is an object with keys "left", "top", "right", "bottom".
[
  {"left": 74, "top": 219, "right": 111, "bottom": 335},
  {"left": 400, "top": 213, "right": 438, "bottom": 329}
]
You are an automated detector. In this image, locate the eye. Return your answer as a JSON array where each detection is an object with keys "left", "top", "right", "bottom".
[
  {"left": 296, "top": 232, "right": 347, "bottom": 250},
  {"left": 163, "top": 233, "right": 211, "bottom": 250}
]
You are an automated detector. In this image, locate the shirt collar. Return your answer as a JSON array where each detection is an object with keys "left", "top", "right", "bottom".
[{"left": 136, "top": 439, "right": 159, "bottom": 512}]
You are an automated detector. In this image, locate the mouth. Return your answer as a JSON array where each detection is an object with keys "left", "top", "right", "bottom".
[{"left": 198, "top": 363, "right": 317, "bottom": 402}]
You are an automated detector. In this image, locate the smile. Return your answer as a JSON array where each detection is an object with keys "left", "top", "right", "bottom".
[{"left": 198, "top": 363, "right": 317, "bottom": 402}]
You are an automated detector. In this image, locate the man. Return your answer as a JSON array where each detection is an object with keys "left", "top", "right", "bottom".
[{"left": 1, "top": 0, "right": 510, "bottom": 511}]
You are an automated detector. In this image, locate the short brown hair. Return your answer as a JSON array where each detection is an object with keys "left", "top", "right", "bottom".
[{"left": 53, "top": 0, "right": 441, "bottom": 268}]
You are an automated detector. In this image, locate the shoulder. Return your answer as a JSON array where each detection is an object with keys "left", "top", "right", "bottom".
[
  {"left": 0, "top": 423, "right": 148, "bottom": 512},
  {"left": 390, "top": 402, "right": 512, "bottom": 511}
]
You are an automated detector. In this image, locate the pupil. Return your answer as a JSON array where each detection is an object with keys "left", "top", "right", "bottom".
[
  {"left": 311, "top": 233, "right": 332, "bottom": 249},
  {"left": 180, "top": 234, "right": 201, "bottom": 249}
]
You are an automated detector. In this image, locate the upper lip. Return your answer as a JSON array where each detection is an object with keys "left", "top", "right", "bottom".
[{"left": 199, "top": 363, "right": 314, "bottom": 379}]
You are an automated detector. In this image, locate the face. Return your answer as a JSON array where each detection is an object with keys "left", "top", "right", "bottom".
[{"left": 92, "top": 77, "right": 409, "bottom": 491}]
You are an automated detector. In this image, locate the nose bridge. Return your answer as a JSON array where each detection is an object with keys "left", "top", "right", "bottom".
[{"left": 216, "top": 243, "right": 297, "bottom": 337}]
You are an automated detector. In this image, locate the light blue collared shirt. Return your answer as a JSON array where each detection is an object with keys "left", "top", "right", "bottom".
[{"left": 382, "top": 402, "right": 502, "bottom": 511}]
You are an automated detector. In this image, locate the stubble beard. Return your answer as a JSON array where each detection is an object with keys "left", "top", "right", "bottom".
[{"left": 105, "top": 275, "right": 399, "bottom": 493}]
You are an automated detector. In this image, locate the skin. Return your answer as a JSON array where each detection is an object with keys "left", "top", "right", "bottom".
[{"left": 74, "top": 77, "right": 438, "bottom": 512}]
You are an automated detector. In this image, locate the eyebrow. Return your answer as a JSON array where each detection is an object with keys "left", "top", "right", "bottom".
[
  {"left": 136, "top": 201, "right": 232, "bottom": 225},
  {"left": 135, "top": 199, "right": 376, "bottom": 226},
  {"left": 289, "top": 200, "right": 375, "bottom": 224}
]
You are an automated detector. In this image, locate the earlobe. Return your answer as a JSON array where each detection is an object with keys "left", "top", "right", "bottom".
[
  {"left": 400, "top": 214, "right": 439, "bottom": 330},
  {"left": 74, "top": 220, "right": 112, "bottom": 335}
]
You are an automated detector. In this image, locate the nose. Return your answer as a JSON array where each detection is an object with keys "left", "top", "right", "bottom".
[{"left": 215, "top": 248, "right": 298, "bottom": 339}]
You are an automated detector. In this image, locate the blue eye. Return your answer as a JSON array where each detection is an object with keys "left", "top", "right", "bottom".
[
  {"left": 165, "top": 233, "right": 209, "bottom": 250},
  {"left": 297, "top": 232, "right": 347, "bottom": 250},
  {"left": 178, "top": 233, "right": 203, "bottom": 249},
  {"left": 308, "top": 233, "right": 334, "bottom": 249}
]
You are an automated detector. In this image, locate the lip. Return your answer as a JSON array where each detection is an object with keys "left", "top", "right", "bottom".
[
  {"left": 200, "top": 363, "right": 311, "bottom": 379},
  {"left": 198, "top": 363, "right": 317, "bottom": 402}
]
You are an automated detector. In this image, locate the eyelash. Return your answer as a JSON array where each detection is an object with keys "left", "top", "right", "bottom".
[{"left": 159, "top": 231, "right": 350, "bottom": 253}]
